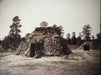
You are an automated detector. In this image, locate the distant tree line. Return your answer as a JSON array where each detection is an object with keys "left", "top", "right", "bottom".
[
  {"left": 66, "top": 24, "right": 101, "bottom": 50},
  {"left": 66, "top": 32, "right": 83, "bottom": 45}
]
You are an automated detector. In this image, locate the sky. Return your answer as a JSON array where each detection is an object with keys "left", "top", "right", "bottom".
[{"left": 0, "top": 0, "right": 100, "bottom": 39}]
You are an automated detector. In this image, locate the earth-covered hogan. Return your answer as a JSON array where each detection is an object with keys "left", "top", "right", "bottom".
[
  {"left": 15, "top": 23, "right": 71, "bottom": 58},
  {"left": 0, "top": 19, "right": 100, "bottom": 59}
]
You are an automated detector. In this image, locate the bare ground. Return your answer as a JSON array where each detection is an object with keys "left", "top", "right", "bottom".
[{"left": 0, "top": 50, "right": 100, "bottom": 75}]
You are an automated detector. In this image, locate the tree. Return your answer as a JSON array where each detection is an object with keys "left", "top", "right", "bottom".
[
  {"left": 53, "top": 24, "right": 57, "bottom": 27},
  {"left": 52, "top": 25, "right": 64, "bottom": 36},
  {"left": 67, "top": 33, "right": 71, "bottom": 44},
  {"left": 82, "top": 24, "right": 92, "bottom": 40},
  {"left": 92, "top": 36, "right": 94, "bottom": 40},
  {"left": 71, "top": 32, "right": 77, "bottom": 45},
  {"left": 0, "top": 38, "right": 2, "bottom": 46},
  {"left": 96, "top": 32, "right": 101, "bottom": 40},
  {"left": 67, "top": 33, "right": 70, "bottom": 40},
  {"left": 96, "top": 32, "right": 101, "bottom": 50},
  {"left": 3, "top": 16, "right": 22, "bottom": 50},
  {"left": 10, "top": 16, "right": 22, "bottom": 47},
  {"left": 58, "top": 25, "right": 64, "bottom": 37},
  {"left": 77, "top": 32, "right": 82, "bottom": 45},
  {"left": 10, "top": 16, "right": 21, "bottom": 35}
]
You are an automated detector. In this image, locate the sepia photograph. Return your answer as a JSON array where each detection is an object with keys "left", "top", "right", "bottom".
[{"left": 0, "top": 0, "right": 100, "bottom": 75}]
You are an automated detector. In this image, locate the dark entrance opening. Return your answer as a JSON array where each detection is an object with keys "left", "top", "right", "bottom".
[
  {"left": 30, "top": 43, "right": 35, "bottom": 57},
  {"left": 84, "top": 44, "right": 90, "bottom": 51}
]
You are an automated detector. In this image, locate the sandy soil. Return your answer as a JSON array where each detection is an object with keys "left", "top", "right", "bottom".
[{"left": 0, "top": 50, "right": 100, "bottom": 75}]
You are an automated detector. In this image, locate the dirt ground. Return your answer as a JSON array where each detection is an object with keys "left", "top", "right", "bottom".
[{"left": 0, "top": 49, "right": 100, "bottom": 75}]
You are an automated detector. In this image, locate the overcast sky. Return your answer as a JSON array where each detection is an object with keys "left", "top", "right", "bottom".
[{"left": 0, "top": 0, "right": 100, "bottom": 39}]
